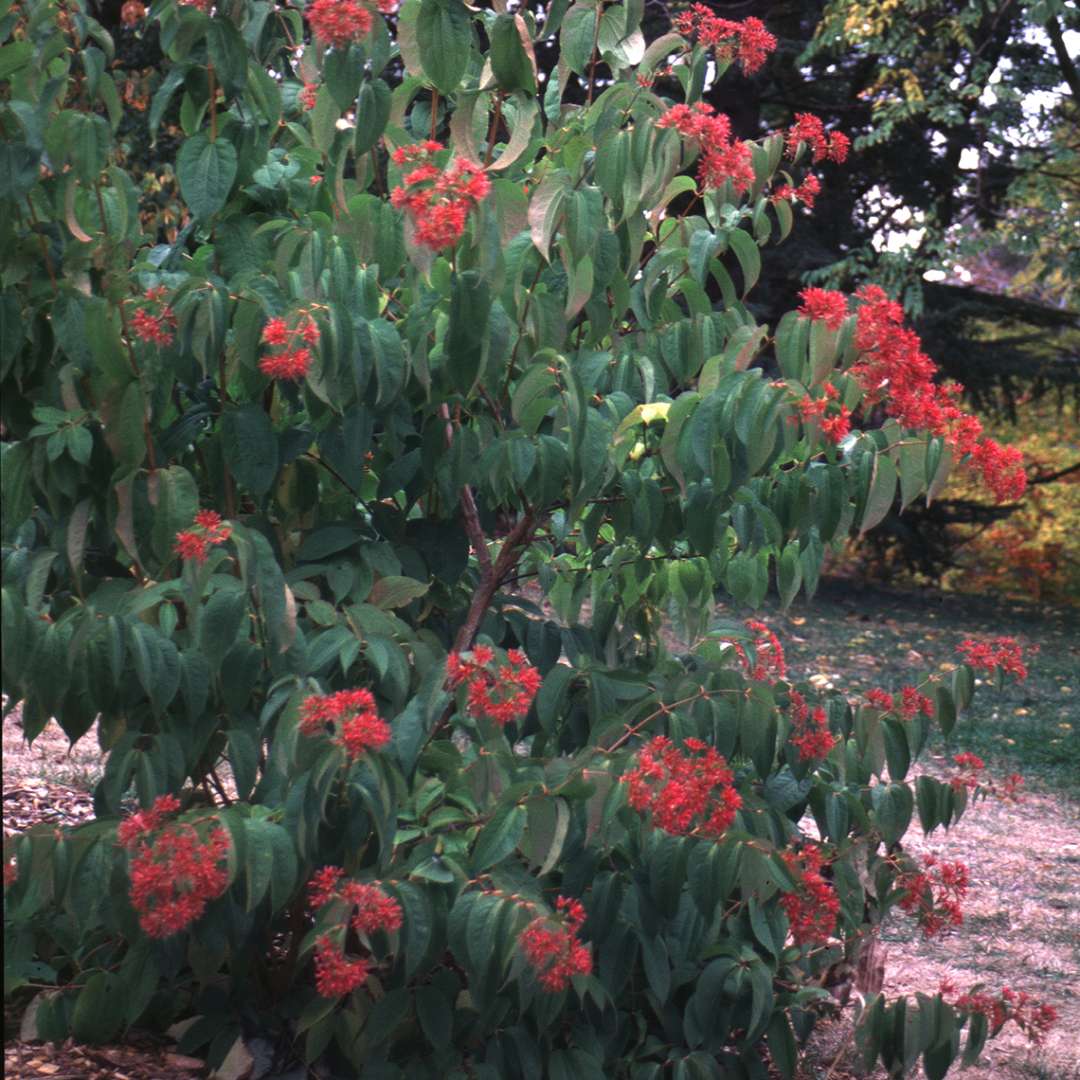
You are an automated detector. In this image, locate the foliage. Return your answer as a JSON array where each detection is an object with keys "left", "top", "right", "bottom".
[{"left": 0, "top": 0, "right": 1051, "bottom": 1076}]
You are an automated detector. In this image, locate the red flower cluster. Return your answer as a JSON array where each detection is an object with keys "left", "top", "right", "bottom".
[
  {"left": 130, "top": 286, "right": 176, "bottom": 346},
  {"left": 519, "top": 895, "right": 593, "bottom": 992},
  {"left": 298, "top": 688, "right": 391, "bottom": 760},
  {"left": 949, "top": 753, "right": 1024, "bottom": 803},
  {"left": 299, "top": 83, "right": 319, "bottom": 111},
  {"left": 123, "top": 800, "right": 230, "bottom": 938},
  {"left": 797, "top": 383, "right": 851, "bottom": 444},
  {"left": 445, "top": 647, "right": 542, "bottom": 727},
  {"left": 314, "top": 934, "right": 370, "bottom": 997},
  {"left": 734, "top": 619, "right": 786, "bottom": 681},
  {"left": 174, "top": 509, "right": 232, "bottom": 564},
  {"left": 259, "top": 313, "right": 319, "bottom": 381},
  {"left": 307, "top": 867, "right": 403, "bottom": 932},
  {"left": 672, "top": 6, "right": 777, "bottom": 74},
  {"left": 798, "top": 287, "right": 848, "bottom": 330},
  {"left": 306, "top": 0, "right": 374, "bottom": 48},
  {"left": 950, "top": 751, "right": 985, "bottom": 793},
  {"left": 957, "top": 636, "right": 1028, "bottom": 680},
  {"left": 785, "top": 114, "right": 850, "bottom": 164},
  {"left": 390, "top": 142, "right": 491, "bottom": 250},
  {"left": 3, "top": 857, "right": 17, "bottom": 888},
  {"left": 941, "top": 983, "right": 1057, "bottom": 1044},
  {"left": 851, "top": 285, "right": 1026, "bottom": 502},
  {"left": 773, "top": 172, "right": 822, "bottom": 209},
  {"left": 897, "top": 855, "right": 968, "bottom": 937},
  {"left": 657, "top": 103, "right": 755, "bottom": 195},
  {"left": 623, "top": 736, "right": 742, "bottom": 838},
  {"left": 787, "top": 690, "right": 837, "bottom": 761},
  {"left": 864, "top": 685, "right": 934, "bottom": 720},
  {"left": 780, "top": 845, "right": 840, "bottom": 946},
  {"left": 117, "top": 793, "right": 181, "bottom": 848}
]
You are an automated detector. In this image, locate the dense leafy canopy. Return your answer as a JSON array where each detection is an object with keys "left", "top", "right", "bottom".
[{"left": 0, "top": 0, "right": 1051, "bottom": 1076}]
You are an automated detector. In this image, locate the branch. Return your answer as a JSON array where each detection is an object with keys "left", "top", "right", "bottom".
[
  {"left": 439, "top": 402, "right": 493, "bottom": 580},
  {"left": 1028, "top": 461, "right": 1080, "bottom": 485},
  {"left": 452, "top": 508, "right": 537, "bottom": 653},
  {"left": 1045, "top": 15, "right": 1080, "bottom": 105}
]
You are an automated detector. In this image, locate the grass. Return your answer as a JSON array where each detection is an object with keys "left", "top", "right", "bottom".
[{"left": 767, "top": 577, "right": 1080, "bottom": 797}]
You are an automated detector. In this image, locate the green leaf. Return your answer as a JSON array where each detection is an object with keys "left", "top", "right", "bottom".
[
  {"left": 0, "top": 142, "right": 41, "bottom": 201},
  {"left": 207, "top": 19, "right": 248, "bottom": 97},
  {"left": 859, "top": 455, "right": 897, "bottom": 534},
  {"left": 471, "top": 802, "right": 526, "bottom": 871},
  {"left": 199, "top": 590, "right": 248, "bottom": 671},
  {"left": 72, "top": 972, "right": 124, "bottom": 1043},
  {"left": 444, "top": 270, "right": 490, "bottom": 395},
  {"left": 726, "top": 229, "right": 761, "bottom": 296},
  {"left": 766, "top": 1012, "right": 797, "bottom": 1080},
  {"left": 490, "top": 13, "right": 537, "bottom": 94},
  {"left": 369, "top": 574, "right": 429, "bottom": 609},
  {"left": 0, "top": 293, "right": 24, "bottom": 380},
  {"left": 177, "top": 133, "right": 238, "bottom": 220},
  {"left": 520, "top": 796, "right": 570, "bottom": 876},
  {"left": 219, "top": 404, "right": 278, "bottom": 496},
  {"left": 777, "top": 543, "right": 802, "bottom": 609},
  {"left": 416, "top": 0, "right": 472, "bottom": 93},
  {"left": 354, "top": 79, "right": 392, "bottom": 156},
  {"left": 416, "top": 984, "right": 452, "bottom": 1048},
  {"left": 560, "top": 3, "right": 598, "bottom": 75}
]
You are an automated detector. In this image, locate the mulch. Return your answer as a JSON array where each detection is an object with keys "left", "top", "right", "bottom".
[{"left": 3, "top": 1036, "right": 208, "bottom": 1079}]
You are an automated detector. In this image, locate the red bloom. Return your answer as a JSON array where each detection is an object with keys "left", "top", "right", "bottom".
[
  {"left": 735, "top": 619, "right": 786, "bottom": 681},
  {"left": 299, "top": 83, "right": 319, "bottom": 111},
  {"left": 700, "top": 139, "right": 755, "bottom": 195},
  {"left": 4, "top": 857, "right": 18, "bottom": 888},
  {"left": 969, "top": 438, "right": 1026, "bottom": 502},
  {"left": 866, "top": 688, "right": 894, "bottom": 710},
  {"left": 308, "top": 865, "right": 345, "bottom": 909},
  {"left": 127, "top": 823, "right": 230, "bottom": 938},
  {"left": 850, "top": 285, "right": 1026, "bottom": 502},
  {"left": 174, "top": 531, "right": 209, "bottom": 563},
  {"left": 130, "top": 302, "right": 175, "bottom": 346},
  {"left": 798, "top": 287, "right": 848, "bottom": 331},
  {"left": 819, "top": 406, "right": 851, "bottom": 444},
  {"left": 299, "top": 688, "right": 390, "bottom": 759},
  {"left": 899, "top": 685, "right": 934, "bottom": 721},
  {"left": 659, "top": 103, "right": 754, "bottom": 195},
  {"left": 673, "top": 6, "right": 777, "bottom": 74},
  {"left": 786, "top": 114, "right": 849, "bottom": 164},
  {"left": 174, "top": 509, "right": 231, "bottom": 564},
  {"left": 262, "top": 317, "right": 290, "bottom": 346},
  {"left": 897, "top": 855, "right": 968, "bottom": 937},
  {"left": 118, "top": 793, "right": 182, "bottom": 849},
  {"left": 259, "top": 347, "right": 312, "bottom": 381},
  {"left": 391, "top": 144, "right": 491, "bottom": 251},
  {"left": 341, "top": 881, "right": 404, "bottom": 934},
  {"left": 827, "top": 131, "right": 851, "bottom": 163},
  {"left": 314, "top": 935, "right": 370, "bottom": 997},
  {"left": 956, "top": 636, "right": 1028, "bottom": 680},
  {"left": 622, "top": 736, "right": 742, "bottom": 838},
  {"left": 780, "top": 844, "right": 840, "bottom": 946},
  {"left": 787, "top": 691, "right": 837, "bottom": 761},
  {"left": 445, "top": 647, "right": 541, "bottom": 727},
  {"left": 306, "top": 0, "right": 374, "bottom": 48},
  {"left": 950, "top": 751, "right": 985, "bottom": 792},
  {"left": 519, "top": 896, "right": 592, "bottom": 992},
  {"left": 942, "top": 984, "right": 1057, "bottom": 1045}
]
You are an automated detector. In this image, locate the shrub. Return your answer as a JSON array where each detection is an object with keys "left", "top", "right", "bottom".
[{"left": 1, "top": 0, "right": 1050, "bottom": 1076}]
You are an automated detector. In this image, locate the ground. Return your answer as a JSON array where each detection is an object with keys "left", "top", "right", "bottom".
[{"left": 3, "top": 579, "right": 1078, "bottom": 1079}]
